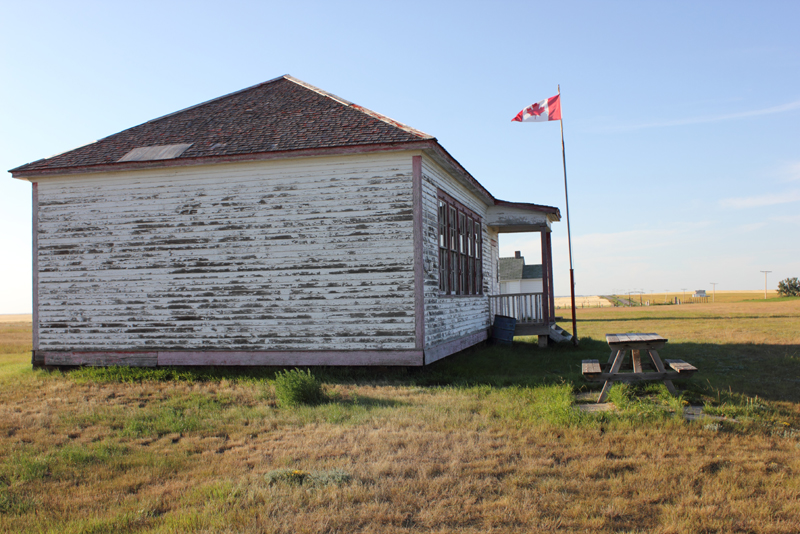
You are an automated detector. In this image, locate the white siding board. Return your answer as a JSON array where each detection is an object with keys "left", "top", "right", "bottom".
[
  {"left": 420, "top": 156, "right": 491, "bottom": 350},
  {"left": 521, "top": 279, "right": 544, "bottom": 293},
  {"left": 37, "top": 188, "right": 413, "bottom": 220},
  {"left": 36, "top": 153, "right": 417, "bottom": 353},
  {"left": 486, "top": 227, "right": 500, "bottom": 296}
]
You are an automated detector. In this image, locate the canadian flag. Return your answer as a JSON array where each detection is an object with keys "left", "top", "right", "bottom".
[{"left": 511, "top": 95, "right": 561, "bottom": 122}]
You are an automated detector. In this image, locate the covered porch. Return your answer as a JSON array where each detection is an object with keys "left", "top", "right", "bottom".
[{"left": 485, "top": 200, "right": 561, "bottom": 346}]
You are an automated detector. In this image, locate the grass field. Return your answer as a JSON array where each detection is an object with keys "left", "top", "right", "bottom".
[
  {"left": 612, "top": 290, "right": 782, "bottom": 306},
  {"left": 1, "top": 300, "right": 799, "bottom": 533}
]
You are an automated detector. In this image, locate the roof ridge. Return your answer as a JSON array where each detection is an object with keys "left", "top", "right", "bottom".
[
  {"left": 10, "top": 75, "right": 445, "bottom": 176},
  {"left": 283, "top": 75, "right": 434, "bottom": 140},
  {"left": 9, "top": 76, "right": 295, "bottom": 172},
  {"left": 100, "top": 74, "right": 292, "bottom": 139},
  {"left": 282, "top": 75, "right": 354, "bottom": 106}
]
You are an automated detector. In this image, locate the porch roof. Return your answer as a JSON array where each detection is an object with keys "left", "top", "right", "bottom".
[{"left": 486, "top": 200, "right": 561, "bottom": 233}]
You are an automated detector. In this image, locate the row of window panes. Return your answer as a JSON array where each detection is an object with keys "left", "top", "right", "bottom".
[{"left": 438, "top": 197, "right": 482, "bottom": 295}]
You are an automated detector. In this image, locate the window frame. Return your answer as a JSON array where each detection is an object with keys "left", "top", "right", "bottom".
[{"left": 437, "top": 190, "right": 483, "bottom": 296}]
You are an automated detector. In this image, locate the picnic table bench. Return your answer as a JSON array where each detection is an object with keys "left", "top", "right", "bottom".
[{"left": 582, "top": 333, "right": 697, "bottom": 403}]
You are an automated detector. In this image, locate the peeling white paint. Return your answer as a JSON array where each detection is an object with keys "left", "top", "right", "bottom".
[
  {"left": 420, "top": 156, "right": 491, "bottom": 349},
  {"left": 36, "top": 154, "right": 418, "bottom": 352}
]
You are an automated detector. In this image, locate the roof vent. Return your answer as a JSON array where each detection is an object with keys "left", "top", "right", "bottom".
[{"left": 118, "top": 143, "right": 193, "bottom": 162}]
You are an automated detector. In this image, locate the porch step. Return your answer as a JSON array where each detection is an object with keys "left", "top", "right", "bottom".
[{"left": 549, "top": 323, "right": 573, "bottom": 343}]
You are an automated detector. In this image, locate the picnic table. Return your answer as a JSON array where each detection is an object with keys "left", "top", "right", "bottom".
[{"left": 582, "top": 333, "right": 697, "bottom": 403}]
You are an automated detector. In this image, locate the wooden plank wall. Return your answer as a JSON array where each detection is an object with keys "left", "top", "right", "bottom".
[
  {"left": 420, "top": 156, "right": 491, "bottom": 352},
  {"left": 487, "top": 227, "right": 500, "bottom": 297},
  {"left": 32, "top": 182, "right": 41, "bottom": 360},
  {"left": 35, "top": 153, "right": 417, "bottom": 353}
]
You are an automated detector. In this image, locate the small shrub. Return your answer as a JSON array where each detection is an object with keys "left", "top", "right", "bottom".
[
  {"left": 777, "top": 277, "right": 800, "bottom": 297},
  {"left": 265, "top": 468, "right": 310, "bottom": 486},
  {"left": 274, "top": 368, "right": 324, "bottom": 407}
]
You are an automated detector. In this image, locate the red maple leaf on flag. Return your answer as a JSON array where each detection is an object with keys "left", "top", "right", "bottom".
[{"left": 526, "top": 103, "right": 546, "bottom": 116}]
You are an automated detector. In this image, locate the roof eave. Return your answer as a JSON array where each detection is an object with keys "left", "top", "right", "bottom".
[
  {"left": 422, "top": 142, "right": 496, "bottom": 206},
  {"left": 493, "top": 199, "right": 561, "bottom": 222},
  {"left": 9, "top": 140, "right": 436, "bottom": 180}
]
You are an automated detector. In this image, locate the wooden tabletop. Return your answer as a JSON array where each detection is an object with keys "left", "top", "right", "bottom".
[{"left": 606, "top": 333, "right": 668, "bottom": 346}]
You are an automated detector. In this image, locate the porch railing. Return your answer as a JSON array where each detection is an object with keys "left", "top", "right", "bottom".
[{"left": 488, "top": 293, "right": 546, "bottom": 325}]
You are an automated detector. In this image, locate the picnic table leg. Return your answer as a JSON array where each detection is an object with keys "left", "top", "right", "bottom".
[
  {"left": 598, "top": 349, "right": 625, "bottom": 403},
  {"left": 632, "top": 349, "right": 643, "bottom": 373},
  {"left": 648, "top": 349, "right": 676, "bottom": 395}
]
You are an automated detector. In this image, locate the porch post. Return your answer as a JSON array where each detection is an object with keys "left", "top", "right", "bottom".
[
  {"left": 540, "top": 230, "right": 552, "bottom": 325},
  {"left": 539, "top": 230, "right": 553, "bottom": 349},
  {"left": 546, "top": 230, "right": 555, "bottom": 321}
]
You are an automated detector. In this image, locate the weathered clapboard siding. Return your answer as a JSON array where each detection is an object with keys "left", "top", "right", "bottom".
[
  {"left": 420, "top": 155, "right": 491, "bottom": 356},
  {"left": 36, "top": 153, "right": 418, "bottom": 353},
  {"left": 486, "top": 226, "right": 500, "bottom": 296}
]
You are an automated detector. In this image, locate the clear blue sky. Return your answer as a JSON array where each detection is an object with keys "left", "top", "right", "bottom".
[{"left": 2, "top": 1, "right": 799, "bottom": 312}]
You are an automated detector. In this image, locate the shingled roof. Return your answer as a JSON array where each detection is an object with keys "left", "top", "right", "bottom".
[
  {"left": 10, "top": 75, "right": 562, "bottom": 221},
  {"left": 499, "top": 257, "right": 543, "bottom": 281},
  {"left": 10, "top": 75, "right": 434, "bottom": 175}
]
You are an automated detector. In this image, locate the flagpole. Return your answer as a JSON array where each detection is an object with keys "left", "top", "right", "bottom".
[{"left": 558, "top": 85, "right": 578, "bottom": 345}]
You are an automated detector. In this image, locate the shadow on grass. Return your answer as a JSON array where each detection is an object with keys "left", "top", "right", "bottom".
[
  {"left": 360, "top": 337, "right": 800, "bottom": 405},
  {"left": 646, "top": 341, "right": 800, "bottom": 403},
  {"left": 65, "top": 338, "right": 800, "bottom": 403}
]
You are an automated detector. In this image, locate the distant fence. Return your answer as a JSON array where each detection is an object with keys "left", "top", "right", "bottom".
[
  {"left": 606, "top": 295, "right": 711, "bottom": 306},
  {"left": 555, "top": 296, "right": 614, "bottom": 309}
]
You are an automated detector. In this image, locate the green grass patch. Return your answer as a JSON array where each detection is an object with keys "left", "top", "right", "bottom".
[
  {"left": 70, "top": 365, "right": 277, "bottom": 384},
  {"left": 2, "top": 452, "right": 51, "bottom": 484},
  {"left": 0, "top": 486, "right": 37, "bottom": 515},
  {"left": 122, "top": 405, "right": 207, "bottom": 438},
  {"left": 604, "top": 382, "right": 686, "bottom": 421},
  {"left": 0, "top": 352, "right": 33, "bottom": 381}
]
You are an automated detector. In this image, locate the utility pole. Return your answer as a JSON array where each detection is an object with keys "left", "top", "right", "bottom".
[
  {"left": 681, "top": 288, "right": 687, "bottom": 305},
  {"left": 760, "top": 271, "right": 771, "bottom": 299},
  {"left": 710, "top": 283, "right": 718, "bottom": 303},
  {"left": 664, "top": 290, "right": 669, "bottom": 304}
]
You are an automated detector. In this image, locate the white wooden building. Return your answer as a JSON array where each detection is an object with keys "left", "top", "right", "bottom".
[
  {"left": 499, "top": 252, "right": 544, "bottom": 294},
  {"left": 11, "top": 75, "right": 560, "bottom": 367}
]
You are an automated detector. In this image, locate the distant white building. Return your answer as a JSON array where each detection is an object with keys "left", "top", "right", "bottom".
[
  {"left": 499, "top": 251, "right": 543, "bottom": 294},
  {"left": 693, "top": 290, "right": 707, "bottom": 298}
]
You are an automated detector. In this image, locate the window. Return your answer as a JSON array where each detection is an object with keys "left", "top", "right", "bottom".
[{"left": 437, "top": 191, "right": 482, "bottom": 295}]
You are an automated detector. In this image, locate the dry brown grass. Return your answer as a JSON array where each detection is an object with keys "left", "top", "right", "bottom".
[
  {"left": 0, "top": 315, "right": 32, "bottom": 324},
  {"left": 623, "top": 290, "right": 780, "bottom": 305},
  {"left": 2, "top": 301, "right": 800, "bottom": 533},
  {"left": 3, "top": 372, "right": 799, "bottom": 533},
  {"left": 575, "top": 298, "right": 800, "bottom": 345},
  {"left": 0, "top": 322, "right": 32, "bottom": 355}
]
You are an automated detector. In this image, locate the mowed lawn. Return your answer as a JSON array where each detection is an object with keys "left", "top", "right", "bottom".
[{"left": 1, "top": 300, "right": 799, "bottom": 533}]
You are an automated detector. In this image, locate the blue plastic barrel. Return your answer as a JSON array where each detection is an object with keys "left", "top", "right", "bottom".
[{"left": 492, "top": 315, "right": 516, "bottom": 345}]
